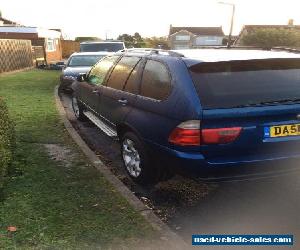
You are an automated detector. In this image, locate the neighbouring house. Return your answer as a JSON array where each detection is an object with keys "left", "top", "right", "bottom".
[
  {"left": 0, "top": 24, "right": 62, "bottom": 64},
  {"left": 235, "top": 21, "right": 300, "bottom": 45},
  {"left": 0, "top": 16, "right": 20, "bottom": 26},
  {"left": 168, "top": 25, "right": 225, "bottom": 49}
]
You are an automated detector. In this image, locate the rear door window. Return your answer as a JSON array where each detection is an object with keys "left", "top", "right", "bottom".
[
  {"left": 88, "top": 56, "right": 119, "bottom": 85},
  {"left": 124, "top": 60, "right": 144, "bottom": 94},
  {"left": 140, "top": 60, "right": 171, "bottom": 100},
  {"left": 106, "top": 56, "right": 141, "bottom": 90},
  {"left": 189, "top": 59, "right": 300, "bottom": 109}
]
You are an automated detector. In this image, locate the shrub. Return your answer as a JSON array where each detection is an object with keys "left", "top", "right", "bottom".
[
  {"left": 0, "top": 98, "right": 15, "bottom": 188},
  {"left": 240, "top": 28, "right": 300, "bottom": 48}
]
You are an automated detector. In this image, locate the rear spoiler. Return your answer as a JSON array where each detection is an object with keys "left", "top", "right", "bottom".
[{"left": 187, "top": 58, "right": 300, "bottom": 73}]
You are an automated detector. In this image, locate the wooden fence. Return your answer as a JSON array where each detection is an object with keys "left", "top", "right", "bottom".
[
  {"left": 61, "top": 40, "right": 80, "bottom": 58},
  {"left": 32, "top": 46, "right": 46, "bottom": 66},
  {"left": 0, "top": 39, "right": 33, "bottom": 73}
]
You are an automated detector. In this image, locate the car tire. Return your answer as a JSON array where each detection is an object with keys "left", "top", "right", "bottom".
[
  {"left": 121, "top": 132, "right": 160, "bottom": 185},
  {"left": 72, "top": 96, "right": 87, "bottom": 121}
]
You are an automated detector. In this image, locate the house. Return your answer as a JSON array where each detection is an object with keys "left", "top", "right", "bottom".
[
  {"left": 0, "top": 23, "right": 62, "bottom": 63},
  {"left": 235, "top": 21, "right": 300, "bottom": 45},
  {"left": 168, "top": 25, "right": 225, "bottom": 49}
]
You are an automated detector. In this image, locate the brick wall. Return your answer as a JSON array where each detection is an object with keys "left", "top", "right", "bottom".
[
  {"left": 0, "top": 39, "right": 33, "bottom": 73},
  {"left": 46, "top": 38, "right": 63, "bottom": 63}
]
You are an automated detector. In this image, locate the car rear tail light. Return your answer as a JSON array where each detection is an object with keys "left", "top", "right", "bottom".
[
  {"left": 168, "top": 120, "right": 201, "bottom": 146},
  {"left": 201, "top": 127, "right": 242, "bottom": 144},
  {"left": 168, "top": 121, "right": 241, "bottom": 146}
]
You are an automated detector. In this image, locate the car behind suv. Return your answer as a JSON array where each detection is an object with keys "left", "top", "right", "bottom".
[
  {"left": 72, "top": 48, "right": 300, "bottom": 184},
  {"left": 59, "top": 52, "right": 113, "bottom": 93}
]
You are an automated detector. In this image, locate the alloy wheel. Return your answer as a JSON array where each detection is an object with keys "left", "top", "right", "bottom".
[{"left": 122, "top": 139, "right": 142, "bottom": 177}]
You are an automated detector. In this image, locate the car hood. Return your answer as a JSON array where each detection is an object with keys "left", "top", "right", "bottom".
[{"left": 63, "top": 66, "right": 91, "bottom": 76}]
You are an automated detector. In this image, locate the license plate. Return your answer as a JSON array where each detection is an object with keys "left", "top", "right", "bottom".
[{"left": 264, "top": 124, "right": 300, "bottom": 138}]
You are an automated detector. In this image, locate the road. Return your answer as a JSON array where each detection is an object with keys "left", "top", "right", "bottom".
[{"left": 61, "top": 94, "right": 300, "bottom": 249}]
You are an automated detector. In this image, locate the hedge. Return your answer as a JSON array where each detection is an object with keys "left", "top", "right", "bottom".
[{"left": 0, "top": 98, "right": 15, "bottom": 188}]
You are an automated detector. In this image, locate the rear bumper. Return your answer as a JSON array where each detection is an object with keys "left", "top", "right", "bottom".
[{"left": 145, "top": 140, "right": 300, "bottom": 181}]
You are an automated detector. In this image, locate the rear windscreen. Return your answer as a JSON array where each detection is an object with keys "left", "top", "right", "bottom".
[
  {"left": 80, "top": 43, "right": 124, "bottom": 52},
  {"left": 68, "top": 55, "right": 104, "bottom": 67},
  {"left": 189, "top": 59, "right": 300, "bottom": 109}
]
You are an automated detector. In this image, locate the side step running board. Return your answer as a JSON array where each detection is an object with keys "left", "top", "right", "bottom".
[{"left": 83, "top": 111, "right": 118, "bottom": 139}]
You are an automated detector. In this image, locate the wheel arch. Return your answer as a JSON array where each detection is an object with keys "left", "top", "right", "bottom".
[{"left": 116, "top": 122, "right": 143, "bottom": 141}]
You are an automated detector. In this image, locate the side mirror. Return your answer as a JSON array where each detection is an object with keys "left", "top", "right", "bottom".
[{"left": 77, "top": 73, "right": 87, "bottom": 82}]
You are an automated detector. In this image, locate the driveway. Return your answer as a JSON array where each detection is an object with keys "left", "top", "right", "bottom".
[{"left": 61, "top": 93, "right": 300, "bottom": 250}]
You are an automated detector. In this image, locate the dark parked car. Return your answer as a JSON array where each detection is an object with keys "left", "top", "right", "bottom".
[
  {"left": 80, "top": 41, "right": 125, "bottom": 52},
  {"left": 50, "top": 61, "right": 66, "bottom": 70},
  {"left": 59, "top": 52, "right": 113, "bottom": 92},
  {"left": 71, "top": 48, "right": 300, "bottom": 184}
]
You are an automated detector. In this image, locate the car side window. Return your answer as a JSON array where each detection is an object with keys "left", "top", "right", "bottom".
[
  {"left": 106, "top": 56, "right": 141, "bottom": 90},
  {"left": 88, "top": 56, "right": 119, "bottom": 85},
  {"left": 140, "top": 60, "right": 171, "bottom": 100},
  {"left": 124, "top": 60, "right": 144, "bottom": 94}
]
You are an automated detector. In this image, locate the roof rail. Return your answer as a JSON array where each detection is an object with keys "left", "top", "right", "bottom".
[
  {"left": 271, "top": 47, "right": 300, "bottom": 54},
  {"left": 119, "top": 48, "right": 184, "bottom": 57}
]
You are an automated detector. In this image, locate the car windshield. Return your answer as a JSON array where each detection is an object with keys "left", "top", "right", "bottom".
[
  {"left": 68, "top": 55, "right": 104, "bottom": 67},
  {"left": 189, "top": 58, "right": 300, "bottom": 109},
  {"left": 80, "top": 43, "right": 124, "bottom": 52}
]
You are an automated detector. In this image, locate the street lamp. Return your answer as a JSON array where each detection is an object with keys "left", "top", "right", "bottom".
[{"left": 218, "top": 1, "right": 235, "bottom": 48}]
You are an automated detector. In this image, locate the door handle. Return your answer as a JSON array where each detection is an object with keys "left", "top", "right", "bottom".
[
  {"left": 118, "top": 99, "right": 128, "bottom": 105},
  {"left": 92, "top": 89, "right": 99, "bottom": 94}
]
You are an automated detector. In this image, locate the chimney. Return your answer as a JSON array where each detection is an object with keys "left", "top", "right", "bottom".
[{"left": 288, "top": 19, "right": 294, "bottom": 26}]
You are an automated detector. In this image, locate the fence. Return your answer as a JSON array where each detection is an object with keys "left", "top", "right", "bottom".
[
  {"left": 32, "top": 46, "right": 46, "bottom": 66},
  {"left": 0, "top": 39, "right": 33, "bottom": 73},
  {"left": 61, "top": 40, "right": 80, "bottom": 58}
]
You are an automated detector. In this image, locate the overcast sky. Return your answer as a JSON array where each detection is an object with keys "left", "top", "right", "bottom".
[{"left": 1, "top": 0, "right": 300, "bottom": 39}]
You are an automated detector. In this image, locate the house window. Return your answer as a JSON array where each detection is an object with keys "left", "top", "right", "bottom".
[
  {"left": 46, "top": 38, "right": 56, "bottom": 52},
  {"left": 175, "top": 35, "right": 190, "bottom": 41}
]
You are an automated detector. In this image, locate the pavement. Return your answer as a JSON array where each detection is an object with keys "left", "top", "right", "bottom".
[{"left": 60, "top": 93, "right": 300, "bottom": 250}]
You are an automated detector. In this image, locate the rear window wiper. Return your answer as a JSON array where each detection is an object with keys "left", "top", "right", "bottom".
[{"left": 231, "top": 98, "right": 300, "bottom": 108}]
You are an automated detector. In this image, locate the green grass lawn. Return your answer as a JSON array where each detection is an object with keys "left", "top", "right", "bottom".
[{"left": 0, "top": 70, "right": 154, "bottom": 249}]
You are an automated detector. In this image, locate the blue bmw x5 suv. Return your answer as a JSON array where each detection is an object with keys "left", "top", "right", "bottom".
[{"left": 72, "top": 48, "right": 300, "bottom": 184}]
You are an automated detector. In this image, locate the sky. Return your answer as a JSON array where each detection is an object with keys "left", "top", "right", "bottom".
[{"left": 1, "top": 0, "right": 300, "bottom": 39}]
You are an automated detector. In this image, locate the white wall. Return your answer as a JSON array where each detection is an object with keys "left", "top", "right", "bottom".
[
  {"left": 194, "top": 36, "right": 223, "bottom": 46},
  {"left": 173, "top": 44, "right": 190, "bottom": 50}
]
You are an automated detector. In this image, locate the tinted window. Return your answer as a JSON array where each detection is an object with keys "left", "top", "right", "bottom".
[
  {"left": 124, "top": 60, "right": 144, "bottom": 94},
  {"left": 80, "top": 43, "right": 125, "bottom": 52},
  {"left": 140, "top": 60, "right": 171, "bottom": 100},
  {"left": 88, "top": 56, "right": 119, "bottom": 85},
  {"left": 68, "top": 55, "right": 104, "bottom": 67},
  {"left": 107, "top": 56, "right": 141, "bottom": 90},
  {"left": 189, "top": 59, "right": 300, "bottom": 109}
]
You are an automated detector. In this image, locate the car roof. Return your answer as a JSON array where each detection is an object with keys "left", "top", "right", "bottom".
[
  {"left": 80, "top": 41, "right": 124, "bottom": 44},
  {"left": 116, "top": 48, "right": 300, "bottom": 65},
  {"left": 70, "top": 52, "right": 114, "bottom": 56},
  {"left": 178, "top": 49, "right": 300, "bottom": 63}
]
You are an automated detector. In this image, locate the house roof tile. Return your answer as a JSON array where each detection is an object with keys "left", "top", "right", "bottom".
[
  {"left": 243, "top": 25, "right": 300, "bottom": 31},
  {"left": 169, "top": 26, "right": 224, "bottom": 36}
]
